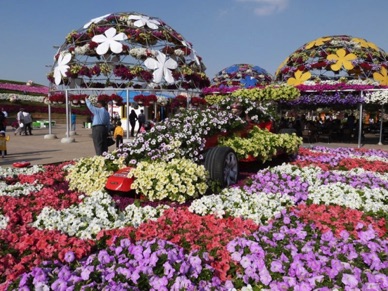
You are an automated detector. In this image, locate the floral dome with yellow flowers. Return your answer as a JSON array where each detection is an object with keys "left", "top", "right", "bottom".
[
  {"left": 47, "top": 12, "right": 210, "bottom": 91},
  {"left": 275, "top": 35, "right": 388, "bottom": 106},
  {"left": 275, "top": 35, "right": 388, "bottom": 86}
]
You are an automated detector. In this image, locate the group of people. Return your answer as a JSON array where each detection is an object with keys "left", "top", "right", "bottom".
[
  {"left": 129, "top": 109, "right": 146, "bottom": 137},
  {"left": 86, "top": 97, "right": 147, "bottom": 156},
  {"left": 0, "top": 107, "right": 34, "bottom": 158},
  {"left": 278, "top": 112, "right": 360, "bottom": 142}
]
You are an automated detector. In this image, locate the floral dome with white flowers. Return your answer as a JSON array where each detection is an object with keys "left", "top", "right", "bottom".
[
  {"left": 211, "top": 64, "right": 273, "bottom": 89},
  {"left": 275, "top": 35, "right": 388, "bottom": 86},
  {"left": 47, "top": 12, "right": 210, "bottom": 91}
]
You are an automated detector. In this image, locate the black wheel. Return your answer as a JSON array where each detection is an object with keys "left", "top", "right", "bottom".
[{"left": 204, "top": 146, "right": 239, "bottom": 187}]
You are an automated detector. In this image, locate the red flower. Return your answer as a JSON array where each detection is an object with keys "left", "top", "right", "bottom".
[{"left": 293, "top": 203, "right": 387, "bottom": 239}]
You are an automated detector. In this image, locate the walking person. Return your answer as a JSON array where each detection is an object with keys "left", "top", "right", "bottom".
[
  {"left": 22, "top": 110, "right": 33, "bottom": 135},
  {"left": 71, "top": 113, "right": 77, "bottom": 131},
  {"left": 15, "top": 108, "right": 25, "bottom": 135},
  {"left": 1, "top": 108, "right": 7, "bottom": 132},
  {"left": 129, "top": 109, "right": 137, "bottom": 137},
  {"left": 0, "top": 111, "right": 5, "bottom": 132},
  {"left": 0, "top": 130, "right": 10, "bottom": 158},
  {"left": 137, "top": 109, "right": 146, "bottom": 135},
  {"left": 85, "top": 97, "right": 110, "bottom": 156},
  {"left": 113, "top": 121, "right": 124, "bottom": 149}
]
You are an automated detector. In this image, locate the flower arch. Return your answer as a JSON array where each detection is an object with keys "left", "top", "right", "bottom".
[{"left": 47, "top": 12, "right": 210, "bottom": 91}]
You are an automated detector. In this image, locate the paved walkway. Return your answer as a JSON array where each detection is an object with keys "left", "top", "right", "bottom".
[
  {"left": 0, "top": 124, "right": 387, "bottom": 169},
  {"left": 0, "top": 124, "right": 121, "bottom": 168}
]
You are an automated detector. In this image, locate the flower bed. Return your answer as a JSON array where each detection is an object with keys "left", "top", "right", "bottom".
[{"left": 1, "top": 145, "right": 388, "bottom": 290}]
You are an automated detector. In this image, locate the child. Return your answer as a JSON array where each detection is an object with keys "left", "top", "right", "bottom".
[
  {"left": 0, "top": 130, "right": 10, "bottom": 158},
  {"left": 113, "top": 121, "right": 124, "bottom": 149}
]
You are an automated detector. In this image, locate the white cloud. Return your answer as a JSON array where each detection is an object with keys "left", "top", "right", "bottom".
[{"left": 237, "top": 0, "right": 289, "bottom": 16}]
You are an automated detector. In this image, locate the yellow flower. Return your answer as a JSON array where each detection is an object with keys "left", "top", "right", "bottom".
[
  {"left": 352, "top": 37, "right": 378, "bottom": 51},
  {"left": 305, "top": 37, "right": 331, "bottom": 49},
  {"left": 327, "top": 48, "right": 357, "bottom": 71},
  {"left": 287, "top": 70, "right": 311, "bottom": 86},
  {"left": 373, "top": 67, "right": 388, "bottom": 85}
]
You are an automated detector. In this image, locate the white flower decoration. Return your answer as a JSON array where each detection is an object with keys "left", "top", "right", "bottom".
[
  {"left": 144, "top": 51, "right": 178, "bottom": 84},
  {"left": 83, "top": 13, "right": 111, "bottom": 29},
  {"left": 182, "top": 40, "right": 200, "bottom": 66},
  {"left": 92, "top": 27, "right": 128, "bottom": 55},
  {"left": 128, "top": 14, "right": 160, "bottom": 30},
  {"left": 54, "top": 52, "right": 72, "bottom": 85}
]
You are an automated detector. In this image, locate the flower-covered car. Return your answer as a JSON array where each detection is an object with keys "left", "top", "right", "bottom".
[{"left": 104, "top": 107, "right": 302, "bottom": 196}]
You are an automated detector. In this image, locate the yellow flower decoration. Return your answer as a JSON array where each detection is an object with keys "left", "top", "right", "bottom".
[
  {"left": 275, "top": 57, "right": 289, "bottom": 76},
  {"left": 373, "top": 67, "right": 388, "bottom": 85},
  {"left": 327, "top": 49, "right": 357, "bottom": 71},
  {"left": 287, "top": 70, "right": 311, "bottom": 86},
  {"left": 352, "top": 37, "right": 378, "bottom": 51},
  {"left": 305, "top": 37, "right": 331, "bottom": 49}
]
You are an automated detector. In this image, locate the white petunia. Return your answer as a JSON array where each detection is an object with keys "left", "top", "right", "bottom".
[
  {"left": 144, "top": 51, "right": 178, "bottom": 84},
  {"left": 0, "top": 214, "right": 9, "bottom": 230},
  {"left": 83, "top": 13, "right": 111, "bottom": 29},
  {"left": 128, "top": 14, "right": 160, "bottom": 30},
  {"left": 92, "top": 27, "right": 128, "bottom": 55},
  {"left": 54, "top": 52, "right": 72, "bottom": 85}
]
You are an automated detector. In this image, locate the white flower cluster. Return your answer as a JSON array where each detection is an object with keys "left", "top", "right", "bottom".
[
  {"left": 114, "top": 108, "right": 245, "bottom": 164},
  {"left": 74, "top": 43, "right": 91, "bottom": 55},
  {"left": 118, "top": 203, "right": 169, "bottom": 228},
  {"left": 0, "top": 93, "right": 46, "bottom": 103},
  {"left": 331, "top": 39, "right": 359, "bottom": 48},
  {"left": 188, "top": 187, "right": 294, "bottom": 225},
  {"left": 87, "top": 95, "right": 99, "bottom": 106},
  {"left": 129, "top": 48, "right": 155, "bottom": 59},
  {"left": 0, "top": 214, "right": 9, "bottom": 230},
  {"left": 0, "top": 181, "right": 43, "bottom": 197},
  {"left": 303, "top": 79, "right": 377, "bottom": 86},
  {"left": 157, "top": 95, "right": 168, "bottom": 106},
  {"left": 0, "top": 164, "right": 43, "bottom": 177},
  {"left": 308, "top": 182, "right": 388, "bottom": 213},
  {"left": 174, "top": 49, "right": 185, "bottom": 57},
  {"left": 364, "top": 90, "right": 388, "bottom": 105},
  {"left": 270, "top": 164, "right": 323, "bottom": 187},
  {"left": 32, "top": 190, "right": 168, "bottom": 239}
]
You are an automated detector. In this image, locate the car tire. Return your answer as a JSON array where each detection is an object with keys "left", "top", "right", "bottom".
[{"left": 204, "top": 146, "right": 239, "bottom": 187}]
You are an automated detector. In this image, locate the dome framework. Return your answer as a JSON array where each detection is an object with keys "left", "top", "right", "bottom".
[
  {"left": 211, "top": 63, "right": 273, "bottom": 89},
  {"left": 47, "top": 12, "right": 210, "bottom": 91},
  {"left": 275, "top": 35, "right": 388, "bottom": 86}
]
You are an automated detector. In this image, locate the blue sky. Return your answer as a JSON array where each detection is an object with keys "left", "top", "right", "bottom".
[{"left": 1, "top": 0, "right": 388, "bottom": 86}]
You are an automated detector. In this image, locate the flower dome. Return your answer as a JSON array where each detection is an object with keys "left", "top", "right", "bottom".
[
  {"left": 211, "top": 64, "right": 273, "bottom": 89},
  {"left": 275, "top": 35, "right": 388, "bottom": 86},
  {"left": 47, "top": 12, "right": 210, "bottom": 90}
]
